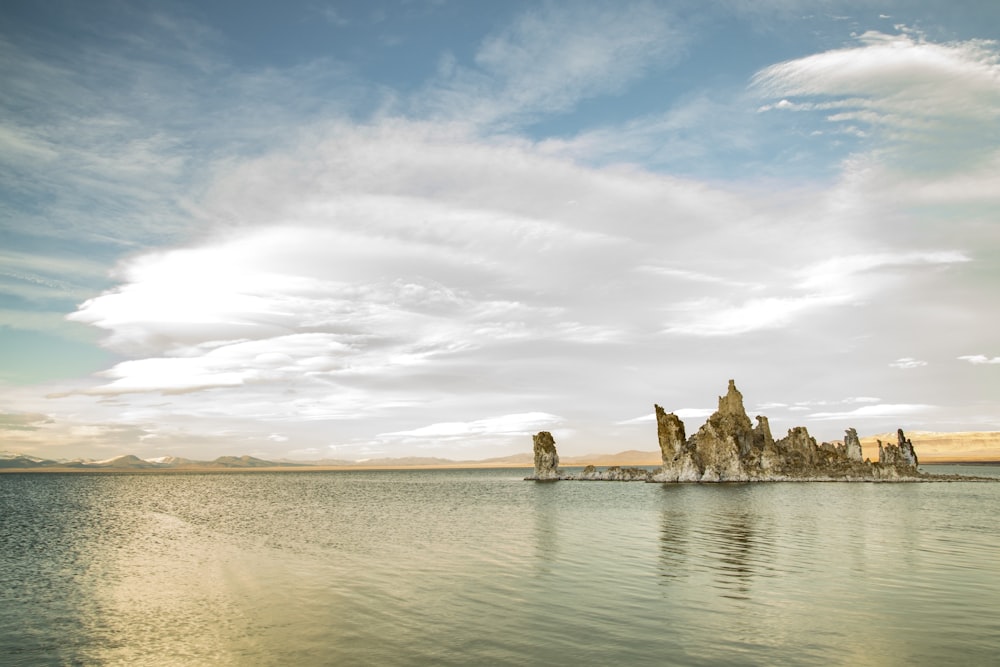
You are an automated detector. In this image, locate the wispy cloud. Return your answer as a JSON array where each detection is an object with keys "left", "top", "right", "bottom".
[
  {"left": 754, "top": 30, "right": 1000, "bottom": 124},
  {"left": 536, "top": 91, "right": 765, "bottom": 173},
  {"left": 0, "top": 412, "right": 53, "bottom": 431},
  {"left": 617, "top": 407, "right": 713, "bottom": 426},
  {"left": 419, "top": 1, "right": 685, "bottom": 127},
  {"left": 809, "top": 403, "right": 934, "bottom": 420},
  {"left": 664, "top": 250, "right": 968, "bottom": 337},
  {"left": 753, "top": 29, "right": 1000, "bottom": 171},
  {"left": 958, "top": 355, "right": 1000, "bottom": 365},
  {"left": 889, "top": 357, "right": 927, "bottom": 369},
  {"left": 379, "top": 412, "right": 564, "bottom": 440},
  {"left": 664, "top": 294, "right": 843, "bottom": 336},
  {"left": 798, "top": 251, "right": 970, "bottom": 291}
]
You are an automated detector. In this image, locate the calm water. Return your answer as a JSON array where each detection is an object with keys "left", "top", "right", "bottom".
[{"left": 2, "top": 466, "right": 999, "bottom": 666}]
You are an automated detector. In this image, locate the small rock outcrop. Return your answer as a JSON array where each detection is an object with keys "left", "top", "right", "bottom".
[
  {"left": 578, "top": 465, "right": 651, "bottom": 481},
  {"left": 529, "top": 431, "right": 562, "bottom": 480}
]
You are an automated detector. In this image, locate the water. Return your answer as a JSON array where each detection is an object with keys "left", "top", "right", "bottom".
[{"left": 2, "top": 466, "right": 999, "bottom": 666}]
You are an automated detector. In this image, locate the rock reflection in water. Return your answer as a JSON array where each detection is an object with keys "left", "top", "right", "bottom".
[
  {"left": 530, "top": 481, "right": 559, "bottom": 572},
  {"left": 702, "top": 508, "right": 761, "bottom": 600},
  {"left": 657, "top": 509, "right": 688, "bottom": 582},
  {"left": 658, "top": 487, "right": 776, "bottom": 601}
]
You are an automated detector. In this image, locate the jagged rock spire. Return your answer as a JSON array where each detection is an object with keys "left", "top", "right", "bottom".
[
  {"left": 717, "top": 379, "right": 746, "bottom": 419},
  {"left": 897, "top": 429, "right": 918, "bottom": 467},
  {"left": 655, "top": 404, "right": 686, "bottom": 462},
  {"left": 844, "top": 428, "right": 863, "bottom": 462}
]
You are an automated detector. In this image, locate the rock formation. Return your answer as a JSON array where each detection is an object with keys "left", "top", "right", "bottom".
[
  {"left": 651, "top": 380, "right": 923, "bottom": 482},
  {"left": 529, "top": 431, "right": 562, "bottom": 480},
  {"left": 878, "top": 429, "right": 919, "bottom": 469},
  {"left": 526, "top": 380, "right": 940, "bottom": 483}
]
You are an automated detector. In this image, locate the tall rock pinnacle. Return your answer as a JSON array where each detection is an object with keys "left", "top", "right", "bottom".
[
  {"left": 717, "top": 379, "right": 748, "bottom": 421},
  {"left": 655, "top": 405, "right": 686, "bottom": 462},
  {"left": 530, "top": 431, "right": 561, "bottom": 480},
  {"left": 844, "top": 428, "right": 863, "bottom": 462}
]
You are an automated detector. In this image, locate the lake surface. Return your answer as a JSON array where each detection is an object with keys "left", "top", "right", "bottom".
[{"left": 2, "top": 466, "right": 999, "bottom": 666}]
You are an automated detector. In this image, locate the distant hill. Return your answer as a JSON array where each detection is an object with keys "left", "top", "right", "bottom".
[
  {"left": 0, "top": 454, "right": 304, "bottom": 471},
  {"left": 288, "top": 458, "right": 356, "bottom": 467},
  {"left": 561, "top": 449, "right": 663, "bottom": 466},
  {"left": 0, "top": 454, "right": 61, "bottom": 469},
  {"left": 84, "top": 455, "right": 160, "bottom": 469},
  {"left": 203, "top": 455, "right": 304, "bottom": 468},
  {"left": 478, "top": 452, "right": 534, "bottom": 465}
]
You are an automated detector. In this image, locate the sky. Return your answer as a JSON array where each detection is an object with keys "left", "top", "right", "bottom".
[{"left": 2, "top": 0, "right": 999, "bottom": 462}]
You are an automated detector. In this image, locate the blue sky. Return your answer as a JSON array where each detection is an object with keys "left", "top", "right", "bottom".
[{"left": 2, "top": 0, "right": 999, "bottom": 461}]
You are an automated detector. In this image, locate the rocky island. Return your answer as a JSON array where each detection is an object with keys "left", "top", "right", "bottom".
[{"left": 527, "top": 380, "right": 969, "bottom": 483}]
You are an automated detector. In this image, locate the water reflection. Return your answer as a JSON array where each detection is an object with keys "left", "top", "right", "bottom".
[
  {"left": 529, "top": 481, "right": 560, "bottom": 572},
  {"left": 658, "top": 508, "right": 688, "bottom": 581},
  {"left": 704, "top": 507, "right": 758, "bottom": 599},
  {"left": 658, "top": 486, "right": 775, "bottom": 601},
  {"left": 68, "top": 479, "right": 267, "bottom": 666}
]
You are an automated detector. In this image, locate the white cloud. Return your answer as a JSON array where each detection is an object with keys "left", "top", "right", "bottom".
[
  {"left": 664, "top": 250, "right": 969, "bottom": 337},
  {"left": 809, "top": 403, "right": 934, "bottom": 420},
  {"left": 616, "top": 414, "right": 655, "bottom": 425},
  {"left": 848, "top": 397, "right": 881, "bottom": 404},
  {"left": 617, "top": 407, "right": 713, "bottom": 425},
  {"left": 889, "top": 357, "right": 927, "bottom": 369},
  {"left": 753, "top": 29, "right": 1000, "bottom": 179},
  {"left": 379, "top": 412, "right": 564, "bottom": 440},
  {"left": 67, "top": 191, "right": 636, "bottom": 398},
  {"left": 664, "top": 294, "right": 844, "bottom": 336},
  {"left": 87, "top": 334, "right": 354, "bottom": 395},
  {"left": 754, "top": 30, "right": 1000, "bottom": 125},
  {"left": 636, "top": 265, "right": 765, "bottom": 290},
  {"left": 799, "top": 251, "right": 970, "bottom": 291},
  {"left": 958, "top": 355, "right": 1000, "bottom": 365}
]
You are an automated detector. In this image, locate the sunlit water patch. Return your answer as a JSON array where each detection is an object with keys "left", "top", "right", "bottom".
[{"left": 2, "top": 467, "right": 999, "bottom": 665}]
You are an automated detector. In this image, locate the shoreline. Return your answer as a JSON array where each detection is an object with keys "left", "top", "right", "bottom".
[{"left": 1, "top": 460, "right": 997, "bottom": 474}]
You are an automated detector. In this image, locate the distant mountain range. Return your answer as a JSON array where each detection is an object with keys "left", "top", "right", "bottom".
[
  {"left": 2, "top": 432, "right": 998, "bottom": 471},
  {"left": 0, "top": 453, "right": 312, "bottom": 470}
]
